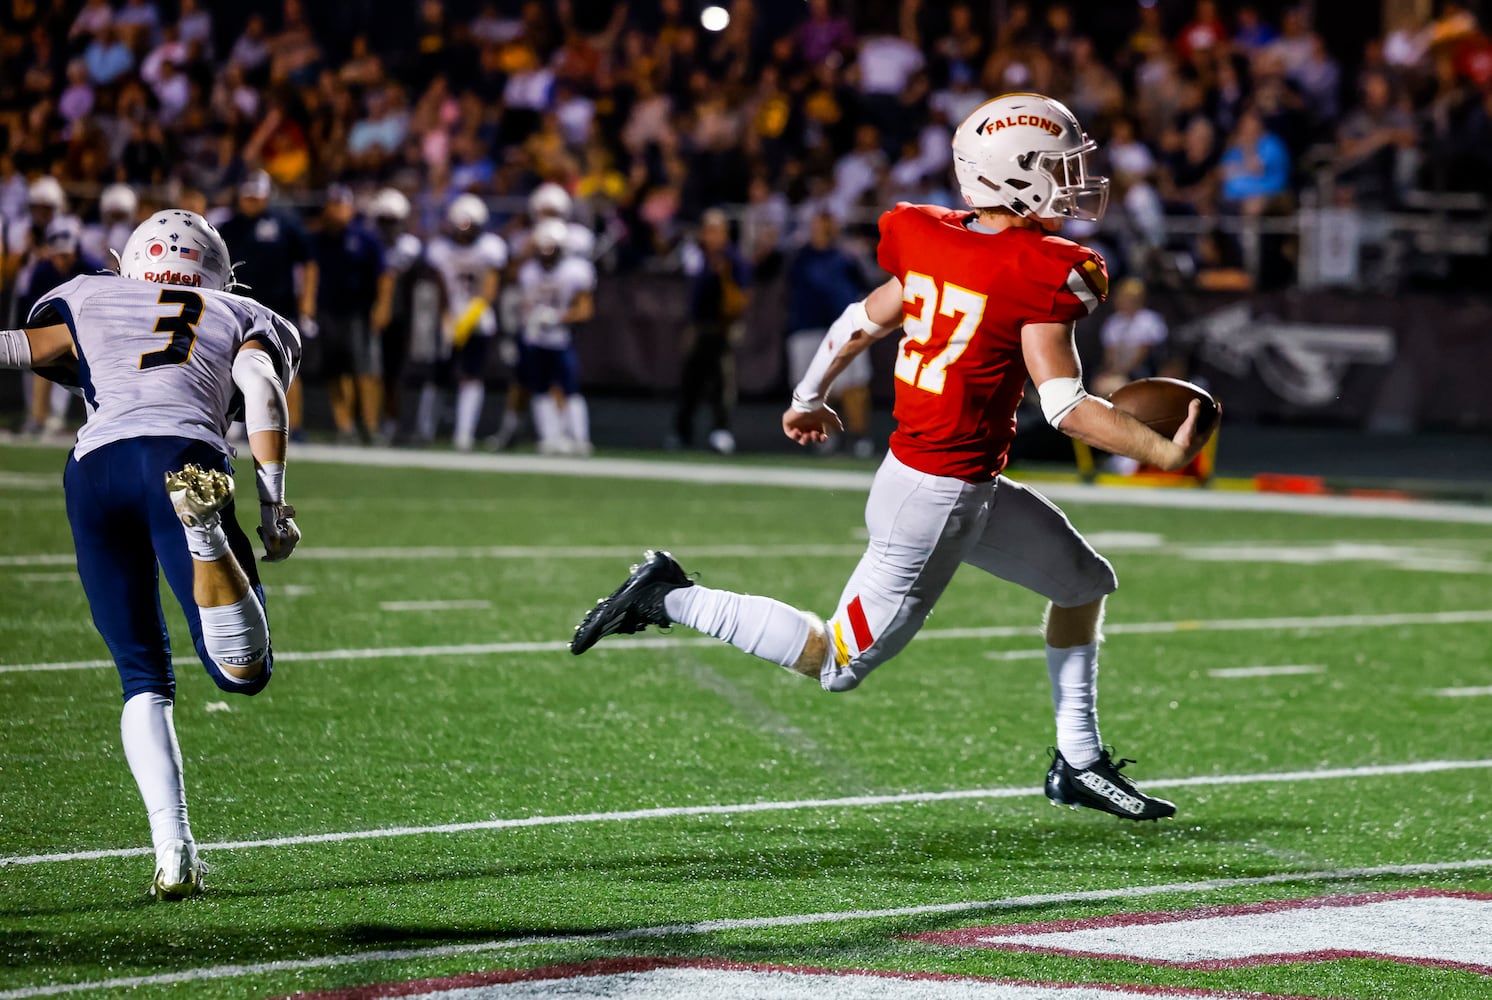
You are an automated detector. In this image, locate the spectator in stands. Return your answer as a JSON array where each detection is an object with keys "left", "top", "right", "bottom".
[
  {"left": 785, "top": 210, "right": 874, "bottom": 458},
  {"left": 1290, "top": 34, "right": 1342, "bottom": 122},
  {"left": 309, "top": 185, "right": 390, "bottom": 443},
  {"left": 1161, "top": 116, "right": 1221, "bottom": 216},
  {"left": 1233, "top": 5, "right": 1278, "bottom": 53},
  {"left": 672, "top": 209, "right": 749, "bottom": 455},
  {"left": 69, "top": 0, "right": 112, "bottom": 45},
  {"left": 230, "top": 14, "right": 271, "bottom": 78},
  {"left": 1220, "top": 108, "right": 1292, "bottom": 214},
  {"left": 799, "top": 0, "right": 855, "bottom": 65},
  {"left": 1335, "top": 72, "right": 1418, "bottom": 207},
  {"left": 84, "top": 25, "right": 133, "bottom": 87},
  {"left": 1178, "top": 0, "right": 1228, "bottom": 63}
]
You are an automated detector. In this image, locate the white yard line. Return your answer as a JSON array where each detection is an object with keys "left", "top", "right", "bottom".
[
  {"left": 1208, "top": 665, "right": 1327, "bottom": 678},
  {"left": 6, "top": 607, "right": 1492, "bottom": 676},
  {"left": 379, "top": 599, "right": 493, "bottom": 612},
  {"left": 280, "top": 444, "right": 1492, "bottom": 525},
  {"left": 1434, "top": 685, "right": 1492, "bottom": 698},
  {"left": 3, "top": 857, "right": 1491, "bottom": 999},
  {"left": 3, "top": 758, "right": 1489, "bottom": 870}
]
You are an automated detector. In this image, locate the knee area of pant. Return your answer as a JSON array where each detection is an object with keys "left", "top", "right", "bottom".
[
  {"left": 1059, "top": 558, "right": 1117, "bottom": 608},
  {"left": 208, "top": 662, "right": 271, "bottom": 696}
]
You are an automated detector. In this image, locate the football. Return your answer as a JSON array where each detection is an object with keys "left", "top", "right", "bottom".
[{"left": 1107, "top": 377, "right": 1220, "bottom": 440}]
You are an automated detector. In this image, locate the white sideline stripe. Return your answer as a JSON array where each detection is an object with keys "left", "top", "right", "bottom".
[
  {"left": 286, "top": 443, "right": 1492, "bottom": 525},
  {"left": 1435, "top": 685, "right": 1492, "bottom": 697},
  {"left": 6, "top": 536, "right": 1491, "bottom": 568},
  {"left": 0, "top": 544, "right": 874, "bottom": 568},
  {"left": 4, "top": 758, "right": 1489, "bottom": 870},
  {"left": 5, "top": 858, "right": 1492, "bottom": 999},
  {"left": 380, "top": 599, "right": 493, "bottom": 612},
  {"left": 1208, "top": 665, "right": 1327, "bottom": 678},
  {"left": 7, "top": 607, "right": 1492, "bottom": 675}
]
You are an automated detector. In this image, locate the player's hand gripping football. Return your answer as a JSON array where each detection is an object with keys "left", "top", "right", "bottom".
[
  {"left": 782, "top": 404, "right": 844, "bottom": 446},
  {"left": 1169, "top": 398, "right": 1221, "bottom": 469},
  {"left": 257, "top": 502, "right": 301, "bottom": 562}
]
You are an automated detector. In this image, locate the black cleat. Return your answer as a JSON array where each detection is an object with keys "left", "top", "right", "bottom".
[
  {"left": 570, "top": 550, "right": 694, "bottom": 655},
  {"left": 1045, "top": 748, "right": 1177, "bottom": 821}
]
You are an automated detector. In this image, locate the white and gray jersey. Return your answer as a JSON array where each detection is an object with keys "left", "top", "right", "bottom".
[
  {"left": 426, "top": 232, "right": 507, "bottom": 321},
  {"left": 517, "top": 256, "right": 596, "bottom": 350},
  {"left": 31, "top": 275, "right": 301, "bottom": 460}
]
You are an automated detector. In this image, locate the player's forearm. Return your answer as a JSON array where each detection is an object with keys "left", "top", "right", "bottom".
[
  {"left": 1059, "top": 398, "right": 1185, "bottom": 470},
  {"left": 564, "top": 292, "right": 595, "bottom": 324},
  {"left": 233, "top": 346, "right": 291, "bottom": 499},
  {"left": 791, "top": 298, "right": 898, "bottom": 410},
  {"left": 0, "top": 325, "right": 72, "bottom": 368}
]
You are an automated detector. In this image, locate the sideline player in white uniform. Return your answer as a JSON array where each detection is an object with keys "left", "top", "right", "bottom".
[
  {"left": 421, "top": 194, "right": 506, "bottom": 450},
  {"left": 490, "top": 183, "right": 595, "bottom": 451},
  {"left": 571, "top": 95, "right": 1216, "bottom": 822},
  {"left": 81, "top": 183, "right": 141, "bottom": 267},
  {"left": 6, "top": 176, "right": 80, "bottom": 435},
  {"left": 516, "top": 218, "right": 597, "bottom": 454},
  {"left": 0, "top": 209, "right": 302, "bottom": 897}
]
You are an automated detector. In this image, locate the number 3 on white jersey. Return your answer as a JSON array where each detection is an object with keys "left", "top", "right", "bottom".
[{"left": 894, "top": 272, "right": 988, "bottom": 394}]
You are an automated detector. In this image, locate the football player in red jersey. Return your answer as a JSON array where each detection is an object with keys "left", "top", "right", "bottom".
[{"left": 572, "top": 95, "right": 1215, "bottom": 821}]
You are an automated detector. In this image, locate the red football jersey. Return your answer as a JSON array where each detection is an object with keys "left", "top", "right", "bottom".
[{"left": 876, "top": 203, "right": 1108, "bottom": 482}]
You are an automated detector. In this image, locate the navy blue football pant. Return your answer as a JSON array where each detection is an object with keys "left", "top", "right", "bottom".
[{"left": 63, "top": 436, "right": 271, "bottom": 702}]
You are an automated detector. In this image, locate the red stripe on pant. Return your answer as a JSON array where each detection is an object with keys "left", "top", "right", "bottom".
[{"left": 846, "top": 595, "right": 874, "bottom": 652}]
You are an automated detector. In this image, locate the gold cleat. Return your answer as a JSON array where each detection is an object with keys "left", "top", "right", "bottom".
[
  {"left": 164, "top": 464, "right": 234, "bottom": 528},
  {"left": 148, "top": 839, "right": 207, "bottom": 901}
]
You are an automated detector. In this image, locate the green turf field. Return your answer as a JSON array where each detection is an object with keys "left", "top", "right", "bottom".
[{"left": 1, "top": 442, "right": 1490, "bottom": 1000}]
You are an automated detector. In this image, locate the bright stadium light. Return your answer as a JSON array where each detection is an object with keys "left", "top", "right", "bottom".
[{"left": 701, "top": 5, "right": 730, "bottom": 31}]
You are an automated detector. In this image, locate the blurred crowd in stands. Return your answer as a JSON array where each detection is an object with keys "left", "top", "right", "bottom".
[{"left": 3, "top": 0, "right": 1491, "bottom": 447}]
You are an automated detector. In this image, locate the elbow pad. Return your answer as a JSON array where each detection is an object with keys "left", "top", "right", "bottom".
[
  {"left": 1037, "top": 377, "right": 1089, "bottom": 428},
  {"left": 232, "top": 347, "right": 287, "bottom": 437}
]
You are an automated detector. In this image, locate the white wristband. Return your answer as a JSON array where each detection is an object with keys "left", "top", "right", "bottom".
[
  {"left": 1036, "top": 377, "right": 1089, "bottom": 428},
  {"left": 256, "top": 462, "right": 285, "bottom": 504},
  {"left": 791, "top": 391, "right": 825, "bottom": 413}
]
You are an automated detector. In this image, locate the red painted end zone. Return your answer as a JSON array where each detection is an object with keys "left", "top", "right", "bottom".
[{"left": 276, "top": 956, "right": 1342, "bottom": 1000}]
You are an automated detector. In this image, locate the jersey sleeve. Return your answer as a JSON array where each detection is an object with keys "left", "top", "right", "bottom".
[
  {"left": 1031, "top": 246, "right": 1109, "bottom": 325},
  {"left": 563, "top": 257, "right": 597, "bottom": 293},
  {"left": 241, "top": 304, "right": 303, "bottom": 387},
  {"left": 480, "top": 233, "right": 508, "bottom": 270},
  {"left": 875, "top": 203, "right": 914, "bottom": 278}
]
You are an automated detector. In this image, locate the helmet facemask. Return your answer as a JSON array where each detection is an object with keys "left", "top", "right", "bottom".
[{"left": 1030, "top": 138, "right": 1109, "bottom": 221}]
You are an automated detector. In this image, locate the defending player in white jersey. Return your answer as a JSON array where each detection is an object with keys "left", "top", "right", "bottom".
[
  {"left": 516, "top": 218, "right": 597, "bottom": 455},
  {"left": 0, "top": 209, "right": 302, "bottom": 898},
  {"left": 420, "top": 195, "right": 507, "bottom": 451},
  {"left": 490, "top": 182, "right": 595, "bottom": 451}
]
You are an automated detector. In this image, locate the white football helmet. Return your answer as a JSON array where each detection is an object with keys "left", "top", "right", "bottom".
[
  {"left": 447, "top": 193, "right": 489, "bottom": 232},
  {"left": 369, "top": 187, "right": 411, "bottom": 221},
  {"left": 28, "top": 175, "right": 66, "bottom": 210},
  {"left": 529, "top": 182, "right": 572, "bottom": 219},
  {"left": 532, "top": 217, "right": 568, "bottom": 256},
  {"left": 118, "top": 209, "right": 233, "bottom": 291},
  {"left": 951, "top": 93, "right": 1108, "bottom": 221},
  {"left": 100, "top": 183, "right": 138, "bottom": 218}
]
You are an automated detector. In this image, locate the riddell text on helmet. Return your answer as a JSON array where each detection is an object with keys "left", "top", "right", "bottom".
[
  {"left": 978, "top": 115, "right": 1062, "bottom": 136},
  {"left": 142, "top": 270, "right": 202, "bottom": 286}
]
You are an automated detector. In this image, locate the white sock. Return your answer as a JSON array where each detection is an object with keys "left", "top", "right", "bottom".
[
  {"left": 532, "top": 394, "right": 562, "bottom": 446},
  {"left": 120, "top": 693, "right": 193, "bottom": 856},
  {"left": 199, "top": 591, "right": 269, "bottom": 675},
  {"left": 415, "top": 384, "right": 438, "bottom": 442},
  {"left": 564, "top": 395, "right": 590, "bottom": 447},
  {"left": 664, "top": 585, "right": 812, "bottom": 669},
  {"left": 1046, "top": 641, "right": 1101, "bottom": 768},
  {"left": 453, "top": 381, "right": 485, "bottom": 449},
  {"left": 181, "top": 516, "right": 230, "bottom": 562}
]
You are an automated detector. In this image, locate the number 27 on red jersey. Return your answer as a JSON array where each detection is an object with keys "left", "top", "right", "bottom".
[{"left": 893, "top": 271, "right": 989, "bottom": 395}]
